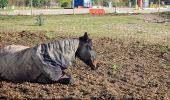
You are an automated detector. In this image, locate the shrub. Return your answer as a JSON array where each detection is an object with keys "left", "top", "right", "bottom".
[
  {"left": 112, "top": 1, "right": 128, "bottom": 7},
  {"left": 35, "top": 15, "right": 44, "bottom": 26},
  {"left": 59, "top": 0, "right": 71, "bottom": 8},
  {"left": 26, "top": 0, "right": 48, "bottom": 7},
  {"left": 0, "top": 0, "right": 8, "bottom": 9},
  {"left": 61, "top": 2, "right": 68, "bottom": 7}
]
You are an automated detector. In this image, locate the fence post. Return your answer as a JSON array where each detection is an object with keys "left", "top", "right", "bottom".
[
  {"left": 30, "top": 0, "right": 33, "bottom": 15},
  {"left": 72, "top": 0, "right": 75, "bottom": 15}
]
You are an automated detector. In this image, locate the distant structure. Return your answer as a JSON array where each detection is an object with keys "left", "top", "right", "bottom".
[
  {"left": 136, "top": 0, "right": 170, "bottom": 8},
  {"left": 74, "top": 0, "right": 92, "bottom": 8}
]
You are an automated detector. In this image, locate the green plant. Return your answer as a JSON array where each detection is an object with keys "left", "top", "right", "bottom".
[
  {"left": 26, "top": 0, "right": 48, "bottom": 7},
  {"left": 59, "top": 0, "right": 72, "bottom": 8},
  {"left": 61, "top": 2, "right": 68, "bottom": 7},
  {"left": 111, "top": 64, "right": 118, "bottom": 70},
  {"left": 163, "top": 41, "right": 170, "bottom": 52},
  {"left": 135, "top": 31, "right": 145, "bottom": 34},
  {"left": 35, "top": 15, "right": 44, "bottom": 26},
  {"left": 45, "top": 32, "right": 56, "bottom": 39},
  {"left": 138, "top": 44, "right": 145, "bottom": 49},
  {"left": 0, "top": 0, "right": 8, "bottom": 9},
  {"left": 163, "top": 65, "right": 170, "bottom": 69},
  {"left": 112, "top": 1, "right": 128, "bottom": 7}
]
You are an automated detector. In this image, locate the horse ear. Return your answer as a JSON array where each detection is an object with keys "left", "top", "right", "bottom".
[{"left": 84, "top": 32, "right": 89, "bottom": 40}]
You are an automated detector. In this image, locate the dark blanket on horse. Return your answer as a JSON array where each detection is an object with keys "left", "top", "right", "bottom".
[{"left": 0, "top": 39, "right": 79, "bottom": 82}]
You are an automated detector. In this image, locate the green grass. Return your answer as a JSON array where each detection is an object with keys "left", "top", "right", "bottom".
[
  {"left": 0, "top": 6, "right": 43, "bottom": 11},
  {"left": 163, "top": 65, "right": 170, "bottom": 69},
  {"left": 0, "top": 15, "right": 136, "bottom": 35},
  {"left": 112, "top": 64, "right": 118, "bottom": 70},
  {"left": 0, "top": 14, "right": 170, "bottom": 43}
]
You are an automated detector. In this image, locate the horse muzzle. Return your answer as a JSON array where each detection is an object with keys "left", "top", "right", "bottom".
[{"left": 89, "top": 60, "right": 99, "bottom": 70}]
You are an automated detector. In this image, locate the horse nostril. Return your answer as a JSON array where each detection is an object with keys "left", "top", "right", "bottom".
[
  {"left": 96, "top": 63, "right": 100, "bottom": 69},
  {"left": 91, "top": 60, "right": 99, "bottom": 70}
]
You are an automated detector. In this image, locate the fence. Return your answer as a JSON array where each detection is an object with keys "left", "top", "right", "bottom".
[{"left": 0, "top": 0, "right": 169, "bottom": 15}]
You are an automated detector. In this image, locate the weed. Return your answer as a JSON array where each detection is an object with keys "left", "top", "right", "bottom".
[
  {"left": 45, "top": 32, "right": 55, "bottom": 39},
  {"left": 163, "top": 65, "right": 170, "bottom": 69},
  {"left": 111, "top": 64, "right": 118, "bottom": 70},
  {"left": 163, "top": 42, "right": 170, "bottom": 52},
  {"left": 137, "top": 44, "right": 145, "bottom": 49},
  {"left": 135, "top": 31, "right": 145, "bottom": 34},
  {"left": 35, "top": 14, "right": 44, "bottom": 26}
]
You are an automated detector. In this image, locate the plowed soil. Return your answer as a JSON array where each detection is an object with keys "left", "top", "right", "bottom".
[{"left": 0, "top": 30, "right": 169, "bottom": 100}]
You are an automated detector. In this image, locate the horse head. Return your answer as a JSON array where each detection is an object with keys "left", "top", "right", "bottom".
[{"left": 76, "top": 32, "right": 98, "bottom": 70}]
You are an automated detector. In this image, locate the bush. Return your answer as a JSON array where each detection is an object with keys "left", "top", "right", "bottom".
[
  {"left": 26, "top": 0, "right": 48, "bottom": 7},
  {"left": 0, "top": 0, "right": 8, "bottom": 9},
  {"left": 112, "top": 1, "right": 128, "bottom": 7},
  {"left": 103, "top": 1, "right": 109, "bottom": 7},
  {"left": 61, "top": 2, "right": 68, "bottom": 7},
  {"left": 59, "top": 0, "right": 71, "bottom": 8},
  {"left": 35, "top": 15, "right": 44, "bottom": 26}
]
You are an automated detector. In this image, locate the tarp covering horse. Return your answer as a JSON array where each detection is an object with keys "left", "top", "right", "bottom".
[{"left": 0, "top": 33, "right": 97, "bottom": 84}]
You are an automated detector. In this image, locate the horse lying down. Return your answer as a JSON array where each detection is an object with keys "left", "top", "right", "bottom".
[{"left": 0, "top": 33, "right": 98, "bottom": 84}]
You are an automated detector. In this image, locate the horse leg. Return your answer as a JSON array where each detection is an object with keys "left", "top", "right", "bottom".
[
  {"left": 34, "top": 71, "right": 74, "bottom": 84},
  {"left": 57, "top": 71, "right": 74, "bottom": 85},
  {"left": 34, "top": 73, "right": 53, "bottom": 84}
]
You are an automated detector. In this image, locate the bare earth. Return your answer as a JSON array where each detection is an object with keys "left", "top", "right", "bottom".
[{"left": 0, "top": 14, "right": 170, "bottom": 100}]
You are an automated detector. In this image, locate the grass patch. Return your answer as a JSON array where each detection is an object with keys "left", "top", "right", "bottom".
[
  {"left": 162, "top": 41, "right": 170, "bottom": 52},
  {"left": 0, "top": 14, "right": 170, "bottom": 43},
  {"left": 135, "top": 31, "right": 145, "bottom": 34},
  {"left": 163, "top": 65, "right": 170, "bottom": 69},
  {"left": 0, "top": 15, "right": 137, "bottom": 36},
  {"left": 45, "top": 32, "right": 57, "bottom": 39}
]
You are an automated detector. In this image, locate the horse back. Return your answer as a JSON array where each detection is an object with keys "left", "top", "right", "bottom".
[{"left": 0, "top": 45, "right": 29, "bottom": 54}]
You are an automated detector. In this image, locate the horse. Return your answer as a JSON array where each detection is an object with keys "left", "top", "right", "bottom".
[{"left": 0, "top": 32, "right": 98, "bottom": 84}]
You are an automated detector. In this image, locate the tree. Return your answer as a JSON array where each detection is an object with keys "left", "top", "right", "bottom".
[
  {"left": 0, "top": 0, "right": 8, "bottom": 9},
  {"left": 26, "top": 0, "right": 48, "bottom": 7},
  {"left": 93, "top": 0, "right": 113, "bottom": 7},
  {"left": 58, "top": 0, "right": 72, "bottom": 7}
]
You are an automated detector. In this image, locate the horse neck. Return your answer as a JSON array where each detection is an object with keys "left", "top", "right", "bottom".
[{"left": 51, "top": 38, "right": 80, "bottom": 60}]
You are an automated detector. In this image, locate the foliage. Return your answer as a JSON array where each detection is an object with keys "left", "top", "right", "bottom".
[
  {"left": 0, "top": 0, "right": 8, "bottom": 9},
  {"left": 58, "top": 0, "right": 72, "bottom": 7},
  {"left": 112, "top": 1, "right": 128, "bottom": 7},
  {"left": 103, "top": 1, "right": 109, "bottom": 7},
  {"left": 35, "top": 15, "right": 44, "bottom": 26},
  {"left": 93, "top": 0, "right": 112, "bottom": 6},
  {"left": 61, "top": 2, "right": 68, "bottom": 7},
  {"left": 26, "top": 0, "right": 49, "bottom": 7},
  {"left": 93, "top": 0, "right": 128, "bottom": 7},
  {"left": 33, "top": 0, "right": 47, "bottom": 7}
]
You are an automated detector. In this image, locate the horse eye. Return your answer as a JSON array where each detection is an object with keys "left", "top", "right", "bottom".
[{"left": 87, "top": 45, "right": 93, "bottom": 50}]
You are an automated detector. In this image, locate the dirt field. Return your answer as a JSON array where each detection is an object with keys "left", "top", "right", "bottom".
[{"left": 0, "top": 14, "right": 170, "bottom": 100}]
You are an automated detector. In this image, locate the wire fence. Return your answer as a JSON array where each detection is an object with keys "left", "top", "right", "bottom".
[
  {"left": 4, "top": 0, "right": 170, "bottom": 9},
  {"left": 0, "top": 0, "right": 169, "bottom": 15}
]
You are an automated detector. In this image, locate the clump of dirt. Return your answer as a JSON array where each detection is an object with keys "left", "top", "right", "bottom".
[
  {"left": 0, "top": 31, "right": 170, "bottom": 100},
  {"left": 160, "top": 11, "right": 170, "bottom": 19},
  {"left": 0, "top": 31, "right": 47, "bottom": 47},
  {"left": 137, "top": 13, "right": 170, "bottom": 23}
]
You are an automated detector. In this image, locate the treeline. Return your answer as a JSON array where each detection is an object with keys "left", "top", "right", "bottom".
[
  {"left": 0, "top": 0, "right": 72, "bottom": 8},
  {"left": 0, "top": 0, "right": 128, "bottom": 9}
]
